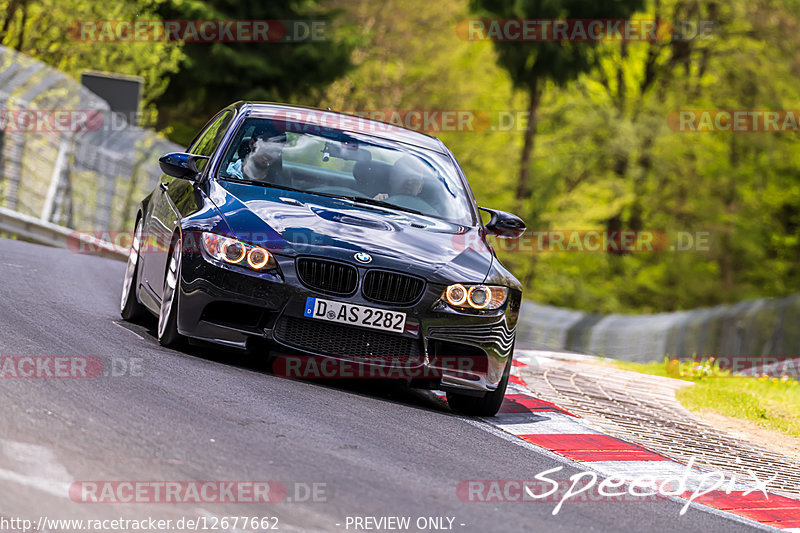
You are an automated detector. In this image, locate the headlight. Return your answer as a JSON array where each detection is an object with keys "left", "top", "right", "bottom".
[
  {"left": 442, "top": 284, "right": 508, "bottom": 310},
  {"left": 201, "top": 232, "right": 276, "bottom": 271}
]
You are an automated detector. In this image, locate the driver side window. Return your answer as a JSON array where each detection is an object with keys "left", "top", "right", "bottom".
[{"left": 188, "top": 110, "right": 234, "bottom": 173}]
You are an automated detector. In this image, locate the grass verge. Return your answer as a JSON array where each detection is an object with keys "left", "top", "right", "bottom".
[{"left": 612, "top": 357, "right": 800, "bottom": 439}]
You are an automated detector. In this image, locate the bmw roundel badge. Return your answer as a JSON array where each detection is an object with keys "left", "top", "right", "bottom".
[{"left": 354, "top": 252, "right": 372, "bottom": 263}]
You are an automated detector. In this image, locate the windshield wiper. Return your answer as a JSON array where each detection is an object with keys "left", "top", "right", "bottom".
[
  {"left": 219, "top": 177, "right": 428, "bottom": 216},
  {"left": 219, "top": 176, "right": 296, "bottom": 189},
  {"left": 348, "top": 196, "right": 426, "bottom": 216},
  {"left": 219, "top": 177, "right": 350, "bottom": 200}
]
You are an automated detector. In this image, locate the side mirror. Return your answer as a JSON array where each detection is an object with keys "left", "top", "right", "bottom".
[
  {"left": 158, "top": 152, "right": 210, "bottom": 180},
  {"left": 480, "top": 207, "right": 526, "bottom": 238}
]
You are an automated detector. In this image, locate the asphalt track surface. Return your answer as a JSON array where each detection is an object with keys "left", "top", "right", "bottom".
[{"left": 0, "top": 238, "right": 768, "bottom": 532}]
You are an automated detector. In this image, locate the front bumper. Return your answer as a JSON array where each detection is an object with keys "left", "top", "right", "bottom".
[{"left": 176, "top": 250, "right": 517, "bottom": 393}]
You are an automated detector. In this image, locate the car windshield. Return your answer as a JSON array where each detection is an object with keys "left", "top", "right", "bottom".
[{"left": 217, "top": 117, "right": 475, "bottom": 225}]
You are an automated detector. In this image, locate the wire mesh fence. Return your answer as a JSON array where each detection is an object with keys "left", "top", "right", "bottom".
[{"left": 0, "top": 45, "right": 181, "bottom": 232}]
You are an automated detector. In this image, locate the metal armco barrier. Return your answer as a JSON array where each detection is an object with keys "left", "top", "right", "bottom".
[
  {"left": 0, "top": 206, "right": 126, "bottom": 260},
  {"left": 517, "top": 296, "right": 800, "bottom": 362}
]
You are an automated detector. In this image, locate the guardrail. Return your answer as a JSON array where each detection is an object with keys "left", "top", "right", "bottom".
[
  {"left": 0, "top": 206, "right": 127, "bottom": 260},
  {"left": 517, "top": 296, "right": 800, "bottom": 363}
]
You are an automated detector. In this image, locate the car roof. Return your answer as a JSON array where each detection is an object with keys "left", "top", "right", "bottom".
[{"left": 235, "top": 102, "right": 448, "bottom": 154}]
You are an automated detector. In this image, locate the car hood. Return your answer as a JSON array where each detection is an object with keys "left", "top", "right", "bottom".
[{"left": 206, "top": 179, "right": 493, "bottom": 284}]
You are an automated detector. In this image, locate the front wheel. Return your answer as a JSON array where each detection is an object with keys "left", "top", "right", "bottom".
[
  {"left": 120, "top": 219, "right": 148, "bottom": 321},
  {"left": 158, "top": 237, "right": 185, "bottom": 348},
  {"left": 446, "top": 353, "right": 512, "bottom": 417}
]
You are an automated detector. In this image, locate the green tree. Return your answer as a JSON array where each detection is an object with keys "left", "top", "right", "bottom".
[
  {"left": 468, "top": 0, "right": 645, "bottom": 212},
  {"left": 155, "top": 0, "right": 354, "bottom": 145},
  {"left": 514, "top": 0, "right": 800, "bottom": 312},
  {"left": 319, "top": 0, "right": 523, "bottom": 214},
  {"left": 0, "top": 0, "right": 185, "bottom": 124}
]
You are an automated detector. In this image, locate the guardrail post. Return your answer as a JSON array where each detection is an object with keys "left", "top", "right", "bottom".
[
  {"left": 0, "top": 129, "right": 4, "bottom": 204},
  {"left": 121, "top": 147, "right": 148, "bottom": 231},
  {"left": 94, "top": 156, "right": 118, "bottom": 231},
  {"left": 53, "top": 144, "right": 74, "bottom": 227},
  {"left": 1, "top": 129, "right": 24, "bottom": 211},
  {"left": 41, "top": 133, "right": 73, "bottom": 223}
]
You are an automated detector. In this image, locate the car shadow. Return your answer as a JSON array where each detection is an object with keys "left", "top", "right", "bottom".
[{"left": 131, "top": 316, "right": 452, "bottom": 416}]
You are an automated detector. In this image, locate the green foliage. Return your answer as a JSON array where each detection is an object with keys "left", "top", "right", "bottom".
[
  {"left": 319, "top": 0, "right": 523, "bottom": 217},
  {"left": 469, "top": 0, "right": 646, "bottom": 204},
  {"left": 614, "top": 355, "right": 732, "bottom": 380},
  {"left": 677, "top": 376, "right": 800, "bottom": 437},
  {"left": 509, "top": 0, "right": 800, "bottom": 312},
  {"left": 155, "top": 0, "right": 354, "bottom": 145},
  {"left": 617, "top": 357, "right": 800, "bottom": 437},
  {"left": 671, "top": 357, "right": 731, "bottom": 380},
  {"left": 0, "top": 0, "right": 185, "bottom": 124},
  {"left": 469, "top": 0, "right": 646, "bottom": 89},
  {"left": 320, "top": 0, "right": 800, "bottom": 313},
  {"left": 613, "top": 358, "right": 674, "bottom": 378}
]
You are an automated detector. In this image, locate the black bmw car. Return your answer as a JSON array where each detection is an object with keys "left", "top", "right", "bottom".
[{"left": 120, "top": 102, "right": 526, "bottom": 416}]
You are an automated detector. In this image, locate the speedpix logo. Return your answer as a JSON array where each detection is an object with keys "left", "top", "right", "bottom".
[{"left": 459, "top": 458, "right": 776, "bottom": 516}]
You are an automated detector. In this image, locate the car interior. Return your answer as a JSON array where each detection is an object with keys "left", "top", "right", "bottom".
[{"left": 220, "top": 125, "right": 461, "bottom": 221}]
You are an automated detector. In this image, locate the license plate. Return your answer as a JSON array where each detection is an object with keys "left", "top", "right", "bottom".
[{"left": 303, "top": 297, "right": 406, "bottom": 333}]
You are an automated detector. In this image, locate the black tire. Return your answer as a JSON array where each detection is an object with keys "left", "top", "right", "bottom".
[
  {"left": 120, "top": 218, "right": 148, "bottom": 321},
  {"left": 157, "top": 237, "right": 185, "bottom": 348},
  {"left": 446, "top": 353, "right": 512, "bottom": 417}
]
